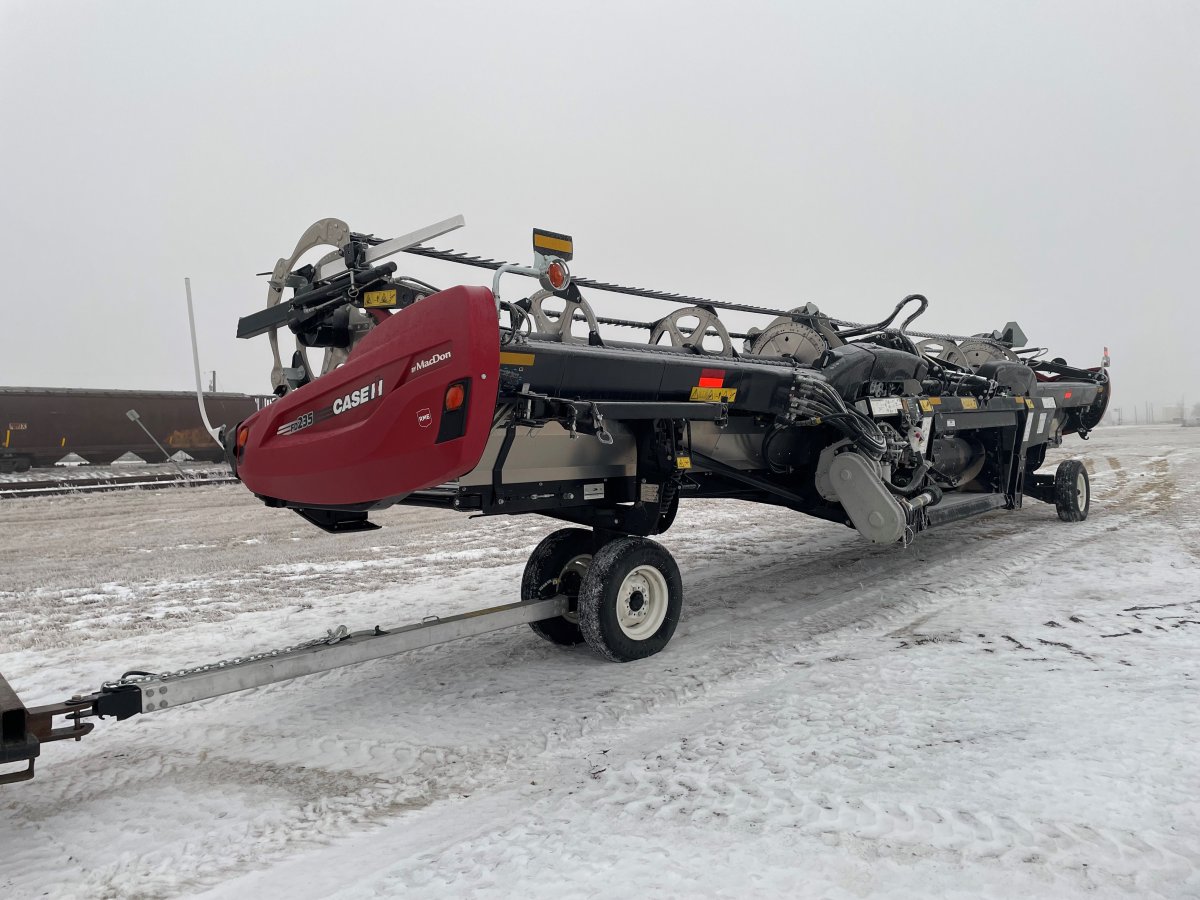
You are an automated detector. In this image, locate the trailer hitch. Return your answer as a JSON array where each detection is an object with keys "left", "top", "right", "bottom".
[{"left": 0, "top": 673, "right": 111, "bottom": 785}]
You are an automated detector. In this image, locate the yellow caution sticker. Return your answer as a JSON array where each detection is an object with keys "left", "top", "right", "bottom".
[
  {"left": 961, "top": 397, "right": 978, "bottom": 410},
  {"left": 919, "top": 399, "right": 933, "bottom": 412},
  {"left": 363, "top": 289, "right": 398, "bottom": 308},
  {"left": 499, "top": 351, "right": 536, "bottom": 367},
  {"left": 689, "top": 386, "right": 737, "bottom": 402},
  {"left": 675, "top": 456, "right": 692, "bottom": 469},
  {"left": 1025, "top": 398, "right": 1036, "bottom": 409}
]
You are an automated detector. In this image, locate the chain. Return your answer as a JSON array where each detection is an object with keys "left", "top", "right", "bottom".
[{"left": 102, "top": 625, "right": 352, "bottom": 689}]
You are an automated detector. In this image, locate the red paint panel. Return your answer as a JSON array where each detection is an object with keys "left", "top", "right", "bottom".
[
  {"left": 698, "top": 367, "right": 726, "bottom": 388},
  {"left": 236, "top": 285, "right": 500, "bottom": 506}
]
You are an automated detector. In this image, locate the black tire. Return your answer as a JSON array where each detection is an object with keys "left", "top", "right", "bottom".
[
  {"left": 578, "top": 536, "right": 683, "bottom": 662},
  {"left": 1054, "top": 459, "right": 1090, "bottom": 522},
  {"left": 522, "top": 528, "right": 594, "bottom": 647}
]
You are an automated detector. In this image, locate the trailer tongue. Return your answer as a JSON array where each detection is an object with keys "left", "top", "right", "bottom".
[{"left": 1, "top": 215, "right": 1110, "bottom": 784}]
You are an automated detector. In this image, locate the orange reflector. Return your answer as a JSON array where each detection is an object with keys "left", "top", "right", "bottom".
[
  {"left": 1064, "top": 391, "right": 1073, "bottom": 399},
  {"left": 546, "top": 260, "right": 569, "bottom": 291},
  {"left": 236, "top": 425, "right": 250, "bottom": 461},
  {"left": 445, "top": 383, "right": 466, "bottom": 411}
]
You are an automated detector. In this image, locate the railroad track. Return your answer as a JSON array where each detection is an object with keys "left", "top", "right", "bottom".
[{"left": 0, "top": 469, "right": 236, "bottom": 499}]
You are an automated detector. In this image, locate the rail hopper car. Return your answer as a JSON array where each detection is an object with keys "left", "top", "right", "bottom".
[
  {"left": 0, "top": 215, "right": 1109, "bottom": 783},
  {"left": 0, "top": 387, "right": 271, "bottom": 472}
]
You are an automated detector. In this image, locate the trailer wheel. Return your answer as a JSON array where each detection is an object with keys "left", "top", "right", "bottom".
[
  {"left": 522, "top": 528, "right": 594, "bottom": 647},
  {"left": 1054, "top": 459, "right": 1090, "bottom": 522},
  {"left": 578, "top": 536, "right": 683, "bottom": 662}
]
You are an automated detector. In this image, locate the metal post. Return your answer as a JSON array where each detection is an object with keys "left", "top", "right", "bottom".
[
  {"left": 126, "top": 409, "right": 185, "bottom": 476},
  {"left": 185, "top": 278, "right": 221, "bottom": 444}
]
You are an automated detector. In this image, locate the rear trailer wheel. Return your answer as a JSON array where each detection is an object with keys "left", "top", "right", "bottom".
[
  {"left": 578, "top": 536, "right": 683, "bottom": 662},
  {"left": 1055, "top": 459, "right": 1090, "bottom": 522},
  {"left": 522, "top": 528, "right": 594, "bottom": 647}
]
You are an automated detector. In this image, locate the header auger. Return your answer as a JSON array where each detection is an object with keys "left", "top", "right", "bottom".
[{"left": 1, "top": 215, "right": 1110, "bottom": 784}]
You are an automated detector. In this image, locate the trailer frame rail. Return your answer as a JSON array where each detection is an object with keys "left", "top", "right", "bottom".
[{"left": 0, "top": 594, "right": 567, "bottom": 785}]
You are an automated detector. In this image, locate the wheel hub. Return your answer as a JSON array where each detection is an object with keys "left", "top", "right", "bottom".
[
  {"left": 616, "top": 566, "right": 669, "bottom": 640},
  {"left": 558, "top": 554, "right": 591, "bottom": 624}
]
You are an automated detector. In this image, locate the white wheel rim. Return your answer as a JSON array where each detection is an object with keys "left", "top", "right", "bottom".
[
  {"left": 615, "top": 565, "right": 669, "bottom": 640},
  {"left": 1076, "top": 472, "right": 1087, "bottom": 507},
  {"left": 559, "top": 554, "right": 591, "bottom": 624}
]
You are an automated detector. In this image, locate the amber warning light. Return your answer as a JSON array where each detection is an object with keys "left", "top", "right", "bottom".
[{"left": 445, "top": 382, "right": 466, "bottom": 411}]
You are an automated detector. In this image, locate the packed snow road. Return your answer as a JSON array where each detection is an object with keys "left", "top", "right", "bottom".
[{"left": 1, "top": 425, "right": 1197, "bottom": 899}]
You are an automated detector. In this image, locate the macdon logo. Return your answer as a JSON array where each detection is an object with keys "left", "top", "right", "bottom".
[
  {"left": 411, "top": 350, "right": 452, "bottom": 374},
  {"left": 333, "top": 379, "right": 384, "bottom": 416}
]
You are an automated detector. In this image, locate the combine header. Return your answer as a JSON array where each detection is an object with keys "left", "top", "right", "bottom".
[{"left": 1, "top": 215, "right": 1110, "bottom": 783}]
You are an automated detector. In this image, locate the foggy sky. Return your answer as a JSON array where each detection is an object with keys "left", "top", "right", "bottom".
[{"left": 2, "top": 0, "right": 1197, "bottom": 419}]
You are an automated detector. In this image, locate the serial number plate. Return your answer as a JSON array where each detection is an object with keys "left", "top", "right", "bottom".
[{"left": 868, "top": 398, "right": 903, "bottom": 416}]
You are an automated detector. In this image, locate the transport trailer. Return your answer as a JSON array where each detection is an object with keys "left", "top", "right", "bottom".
[
  {"left": 0, "top": 216, "right": 1110, "bottom": 784},
  {"left": 0, "top": 387, "right": 272, "bottom": 472}
]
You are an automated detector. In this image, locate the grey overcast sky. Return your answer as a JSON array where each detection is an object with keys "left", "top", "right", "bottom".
[{"left": 1, "top": 0, "right": 1197, "bottom": 417}]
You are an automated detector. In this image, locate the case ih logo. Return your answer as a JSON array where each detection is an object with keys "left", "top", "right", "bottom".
[
  {"left": 417, "top": 408, "right": 433, "bottom": 428},
  {"left": 411, "top": 350, "right": 452, "bottom": 374},
  {"left": 276, "top": 380, "right": 384, "bottom": 436},
  {"left": 332, "top": 379, "right": 384, "bottom": 416}
]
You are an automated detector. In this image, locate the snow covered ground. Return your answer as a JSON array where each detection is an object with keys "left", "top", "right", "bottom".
[
  {"left": 1, "top": 425, "right": 1197, "bottom": 899},
  {"left": 0, "top": 462, "right": 230, "bottom": 486}
]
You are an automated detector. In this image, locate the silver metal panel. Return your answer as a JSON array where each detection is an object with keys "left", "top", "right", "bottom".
[
  {"left": 135, "top": 596, "right": 566, "bottom": 713},
  {"left": 828, "top": 453, "right": 906, "bottom": 543},
  {"left": 459, "top": 421, "right": 638, "bottom": 487},
  {"left": 458, "top": 416, "right": 767, "bottom": 489},
  {"left": 689, "top": 419, "right": 765, "bottom": 471}
]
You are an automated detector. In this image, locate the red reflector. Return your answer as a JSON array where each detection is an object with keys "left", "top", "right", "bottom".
[
  {"left": 1064, "top": 391, "right": 1073, "bottom": 399},
  {"left": 698, "top": 368, "right": 725, "bottom": 388},
  {"left": 445, "top": 383, "right": 466, "bottom": 411}
]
